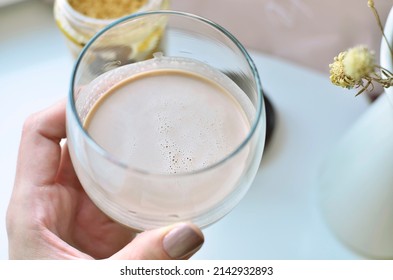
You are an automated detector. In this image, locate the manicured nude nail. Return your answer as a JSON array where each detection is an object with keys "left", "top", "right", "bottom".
[{"left": 163, "top": 223, "right": 204, "bottom": 259}]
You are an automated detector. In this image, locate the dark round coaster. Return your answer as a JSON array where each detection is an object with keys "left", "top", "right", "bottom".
[
  {"left": 264, "top": 95, "right": 276, "bottom": 149},
  {"left": 222, "top": 71, "right": 276, "bottom": 149}
]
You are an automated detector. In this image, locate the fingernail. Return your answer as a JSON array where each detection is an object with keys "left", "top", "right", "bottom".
[{"left": 163, "top": 223, "right": 204, "bottom": 259}]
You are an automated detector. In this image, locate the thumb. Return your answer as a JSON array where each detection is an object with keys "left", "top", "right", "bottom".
[{"left": 110, "top": 223, "right": 204, "bottom": 260}]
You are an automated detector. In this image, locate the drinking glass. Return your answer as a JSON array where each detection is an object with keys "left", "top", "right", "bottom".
[{"left": 67, "top": 10, "right": 266, "bottom": 231}]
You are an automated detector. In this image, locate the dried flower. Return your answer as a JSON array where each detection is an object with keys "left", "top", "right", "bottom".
[
  {"left": 329, "top": 52, "right": 357, "bottom": 89},
  {"left": 329, "top": 2, "right": 393, "bottom": 96},
  {"left": 343, "top": 46, "right": 375, "bottom": 81}
]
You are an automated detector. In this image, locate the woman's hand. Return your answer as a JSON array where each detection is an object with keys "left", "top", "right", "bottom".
[{"left": 6, "top": 100, "right": 204, "bottom": 260}]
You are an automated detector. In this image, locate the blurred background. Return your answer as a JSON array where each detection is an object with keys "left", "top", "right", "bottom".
[
  {"left": 172, "top": 0, "right": 391, "bottom": 75},
  {"left": 1, "top": 0, "right": 391, "bottom": 75}
]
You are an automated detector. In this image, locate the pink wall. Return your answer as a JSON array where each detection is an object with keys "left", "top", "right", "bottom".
[{"left": 170, "top": 0, "right": 391, "bottom": 74}]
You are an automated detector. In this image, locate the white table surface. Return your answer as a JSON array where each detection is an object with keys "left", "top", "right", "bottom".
[{"left": 0, "top": 0, "right": 371, "bottom": 260}]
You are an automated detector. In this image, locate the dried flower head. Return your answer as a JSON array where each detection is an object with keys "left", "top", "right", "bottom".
[
  {"left": 329, "top": 51, "right": 356, "bottom": 89},
  {"left": 343, "top": 46, "right": 375, "bottom": 81},
  {"left": 330, "top": 45, "right": 393, "bottom": 95},
  {"left": 328, "top": 1, "right": 393, "bottom": 96},
  {"left": 329, "top": 45, "right": 393, "bottom": 95}
]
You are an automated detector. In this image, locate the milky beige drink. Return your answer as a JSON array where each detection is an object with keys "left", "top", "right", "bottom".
[
  {"left": 72, "top": 55, "right": 258, "bottom": 229},
  {"left": 85, "top": 70, "right": 251, "bottom": 175}
]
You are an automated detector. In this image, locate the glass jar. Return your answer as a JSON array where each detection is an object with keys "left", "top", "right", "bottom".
[{"left": 54, "top": 0, "right": 169, "bottom": 59}]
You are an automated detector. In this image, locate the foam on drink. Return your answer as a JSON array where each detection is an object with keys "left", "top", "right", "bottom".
[{"left": 83, "top": 55, "right": 254, "bottom": 174}]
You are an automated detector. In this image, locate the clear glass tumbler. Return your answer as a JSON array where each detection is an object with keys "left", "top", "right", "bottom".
[{"left": 67, "top": 11, "right": 266, "bottom": 231}]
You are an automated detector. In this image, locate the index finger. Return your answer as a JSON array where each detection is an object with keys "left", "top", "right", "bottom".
[{"left": 15, "top": 100, "right": 66, "bottom": 188}]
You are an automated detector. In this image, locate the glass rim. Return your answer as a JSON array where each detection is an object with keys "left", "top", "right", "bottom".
[{"left": 69, "top": 10, "right": 264, "bottom": 177}]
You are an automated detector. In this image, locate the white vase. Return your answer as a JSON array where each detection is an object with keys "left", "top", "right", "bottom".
[{"left": 319, "top": 7, "right": 393, "bottom": 259}]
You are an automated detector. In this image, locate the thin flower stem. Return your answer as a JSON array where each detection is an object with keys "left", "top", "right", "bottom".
[
  {"left": 375, "top": 65, "right": 393, "bottom": 77},
  {"left": 369, "top": 2, "right": 393, "bottom": 57},
  {"left": 375, "top": 65, "right": 393, "bottom": 79},
  {"left": 355, "top": 80, "right": 371, "bottom": 96}
]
